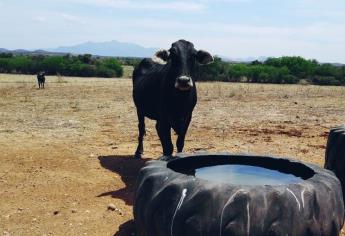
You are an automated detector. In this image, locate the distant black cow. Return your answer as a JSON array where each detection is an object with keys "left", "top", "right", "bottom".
[
  {"left": 132, "top": 39, "right": 213, "bottom": 159},
  {"left": 37, "top": 72, "right": 45, "bottom": 89}
]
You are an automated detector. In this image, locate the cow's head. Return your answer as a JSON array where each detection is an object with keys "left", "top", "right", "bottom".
[{"left": 152, "top": 40, "right": 213, "bottom": 91}]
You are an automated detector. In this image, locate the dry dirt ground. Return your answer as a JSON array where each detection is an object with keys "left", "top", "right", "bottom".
[{"left": 1, "top": 74, "right": 345, "bottom": 236}]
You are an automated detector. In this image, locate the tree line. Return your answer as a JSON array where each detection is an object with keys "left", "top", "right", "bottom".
[
  {"left": 0, "top": 53, "right": 344, "bottom": 85},
  {"left": 0, "top": 53, "right": 123, "bottom": 78},
  {"left": 199, "top": 56, "right": 345, "bottom": 86}
]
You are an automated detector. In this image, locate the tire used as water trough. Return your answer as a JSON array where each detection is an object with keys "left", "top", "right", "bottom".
[
  {"left": 134, "top": 153, "right": 344, "bottom": 236},
  {"left": 325, "top": 125, "right": 345, "bottom": 207}
]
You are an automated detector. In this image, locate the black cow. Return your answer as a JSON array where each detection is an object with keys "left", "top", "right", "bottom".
[
  {"left": 132, "top": 39, "right": 213, "bottom": 159},
  {"left": 37, "top": 72, "right": 45, "bottom": 89}
]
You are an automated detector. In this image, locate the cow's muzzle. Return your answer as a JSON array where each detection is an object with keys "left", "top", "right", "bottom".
[{"left": 175, "top": 76, "right": 193, "bottom": 91}]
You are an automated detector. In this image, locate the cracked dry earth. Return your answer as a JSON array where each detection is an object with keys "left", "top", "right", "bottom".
[{"left": 0, "top": 74, "right": 345, "bottom": 235}]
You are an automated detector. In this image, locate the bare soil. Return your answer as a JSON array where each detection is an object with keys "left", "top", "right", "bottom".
[{"left": 1, "top": 74, "right": 345, "bottom": 235}]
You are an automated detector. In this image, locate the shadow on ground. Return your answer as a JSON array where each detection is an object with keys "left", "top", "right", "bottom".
[
  {"left": 113, "top": 220, "right": 136, "bottom": 236},
  {"left": 97, "top": 155, "right": 152, "bottom": 206}
]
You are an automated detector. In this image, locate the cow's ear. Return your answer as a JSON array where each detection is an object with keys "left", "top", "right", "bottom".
[
  {"left": 196, "top": 50, "right": 214, "bottom": 65},
  {"left": 152, "top": 49, "right": 170, "bottom": 65}
]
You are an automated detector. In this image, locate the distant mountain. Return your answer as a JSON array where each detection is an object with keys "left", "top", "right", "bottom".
[
  {"left": 0, "top": 48, "right": 66, "bottom": 56},
  {"left": 0, "top": 48, "right": 9, "bottom": 53},
  {"left": 0, "top": 48, "right": 34, "bottom": 54},
  {"left": 329, "top": 63, "right": 344, "bottom": 67},
  {"left": 1, "top": 41, "right": 344, "bottom": 66},
  {"left": 12, "top": 49, "right": 30, "bottom": 54},
  {"left": 221, "top": 56, "right": 269, "bottom": 63},
  {"left": 33, "top": 49, "right": 49, "bottom": 54},
  {"left": 49, "top": 40, "right": 158, "bottom": 58}
]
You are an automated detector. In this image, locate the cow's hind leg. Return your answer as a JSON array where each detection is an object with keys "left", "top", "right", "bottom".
[
  {"left": 176, "top": 114, "right": 192, "bottom": 153},
  {"left": 156, "top": 122, "right": 173, "bottom": 157},
  {"left": 134, "top": 110, "right": 146, "bottom": 159}
]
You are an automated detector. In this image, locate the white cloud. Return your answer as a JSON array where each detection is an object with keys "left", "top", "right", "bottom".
[
  {"left": 1, "top": 0, "right": 344, "bottom": 62},
  {"left": 110, "top": 17, "right": 345, "bottom": 43},
  {"left": 62, "top": 0, "right": 206, "bottom": 12},
  {"left": 60, "top": 13, "right": 87, "bottom": 24},
  {"left": 95, "top": 17, "right": 345, "bottom": 62},
  {"left": 33, "top": 16, "right": 47, "bottom": 23},
  {"left": 198, "top": 0, "right": 251, "bottom": 3},
  {"left": 296, "top": 0, "right": 345, "bottom": 22}
]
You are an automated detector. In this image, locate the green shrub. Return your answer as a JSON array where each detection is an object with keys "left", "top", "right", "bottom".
[
  {"left": 312, "top": 76, "right": 341, "bottom": 86},
  {"left": 0, "top": 54, "right": 343, "bottom": 85}
]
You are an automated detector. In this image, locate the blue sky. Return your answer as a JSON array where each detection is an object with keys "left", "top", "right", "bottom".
[{"left": 1, "top": 0, "right": 345, "bottom": 62}]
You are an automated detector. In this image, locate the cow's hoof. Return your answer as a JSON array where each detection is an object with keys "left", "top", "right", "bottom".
[{"left": 134, "top": 152, "right": 142, "bottom": 159}]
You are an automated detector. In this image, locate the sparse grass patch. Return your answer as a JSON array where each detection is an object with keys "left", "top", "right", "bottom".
[
  {"left": 56, "top": 74, "right": 68, "bottom": 83},
  {"left": 122, "top": 65, "right": 134, "bottom": 78},
  {"left": 298, "top": 79, "right": 311, "bottom": 85},
  {"left": 69, "top": 100, "right": 80, "bottom": 111},
  {"left": 0, "top": 73, "right": 345, "bottom": 236},
  {"left": 228, "top": 90, "right": 236, "bottom": 98}
]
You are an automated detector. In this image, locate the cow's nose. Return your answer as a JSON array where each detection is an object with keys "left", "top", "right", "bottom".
[
  {"left": 178, "top": 76, "right": 191, "bottom": 85},
  {"left": 175, "top": 75, "right": 193, "bottom": 91}
]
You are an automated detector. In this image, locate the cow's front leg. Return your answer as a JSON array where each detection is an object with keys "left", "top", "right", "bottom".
[
  {"left": 176, "top": 114, "right": 192, "bottom": 153},
  {"left": 134, "top": 111, "right": 146, "bottom": 159},
  {"left": 156, "top": 122, "right": 173, "bottom": 156}
]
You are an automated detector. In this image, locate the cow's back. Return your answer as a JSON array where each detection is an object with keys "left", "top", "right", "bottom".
[
  {"left": 132, "top": 58, "right": 166, "bottom": 120},
  {"left": 133, "top": 58, "right": 155, "bottom": 82}
]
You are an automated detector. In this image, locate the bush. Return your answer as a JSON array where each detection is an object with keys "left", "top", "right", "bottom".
[
  {"left": 0, "top": 54, "right": 344, "bottom": 85},
  {"left": 96, "top": 66, "right": 117, "bottom": 78},
  {"left": 0, "top": 54, "right": 124, "bottom": 78},
  {"left": 312, "top": 76, "right": 341, "bottom": 86},
  {"left": 283, "top": 75, "right": 298, "bottom": 84},
  {"left": 102, "top": 58, "right": 123, "bottom": 77}
]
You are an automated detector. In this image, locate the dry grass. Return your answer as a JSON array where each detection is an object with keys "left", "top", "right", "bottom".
[
  {"left": 0, "top": 73, "right": 345, "bottom": 235},
  {"left": 122, "top": 65, "right": 134, "bottom": 78}
]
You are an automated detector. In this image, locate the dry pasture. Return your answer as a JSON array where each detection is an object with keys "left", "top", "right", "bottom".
[{"left": 0, "top": 73, "right": 345, "bottom": 235}]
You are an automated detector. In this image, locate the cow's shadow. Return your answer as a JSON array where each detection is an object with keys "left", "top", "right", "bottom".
[
  {"left": 113, "top": 220, "right": 136, "bottom": 236},
  {"left": 97, "top": 155, "right": 152, "bottom": 205}
]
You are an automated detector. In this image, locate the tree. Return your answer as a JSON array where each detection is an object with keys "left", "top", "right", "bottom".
[
  {"left": 8, "top": 56, "right": 32, "bottom": 73},
  {"left": 0, "top": 53, "right": 13, "bottom": 58},
  {"left": 316, "top": 63, "right": 337, "bottom": 76},
  {"left": 265, "top": 56, "right": 316, "bottom": 79},
  {"left": 199, "top": 57, "right": 228, "bottom": 81},
  {"left": 78, "top": 54, "right": 93, "bottom": 64},
  {"left": 41, "top": 56, "right": 64, "bottom": 74},
  {"left": 0, "top": 53, "right": 343, "bottom": 85},
  {"left": 102, "top": 58, "right": 123, "bottom": 77}
]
